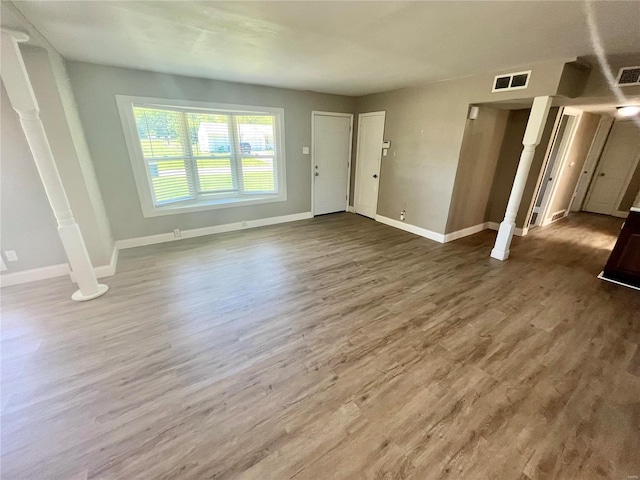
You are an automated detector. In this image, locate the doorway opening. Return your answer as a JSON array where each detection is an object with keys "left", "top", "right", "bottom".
[
  {"left": 581, "top": 119, "right": 640, "bottom": 217},
  {"left": 528, "top": 108, "right": 581, "bottom": 229}
]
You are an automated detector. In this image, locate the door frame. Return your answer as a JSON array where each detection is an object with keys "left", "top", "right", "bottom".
[
  {"left": 569, "top": 115, "right": 614, "bottom": 212},
  {"left": 582, "top": 119, "right": 640, "bottom": 218},
  {"left": 354, "top": 111, "right": 386, "bottom": 218},
  {"left": 310, "top": 111, "right": 354, "bottom": 216},
  {"left": 531, "top": 107, "right": 582, "bottom": 228}
]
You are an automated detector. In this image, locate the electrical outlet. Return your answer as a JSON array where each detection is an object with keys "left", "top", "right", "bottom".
[
  {"left": 4, "top": 250, "right": 18, "bottom": 262},
  {"left": 400, "top": 210, "right": 406, "bottom": 222},
  {"left": 173, "top": 229, "right": 181, "bottom": 238}
]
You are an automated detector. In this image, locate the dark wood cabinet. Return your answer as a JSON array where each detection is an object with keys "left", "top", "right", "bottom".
[{"left": 603, "top": 210, "right": 640, "bottom": 288}]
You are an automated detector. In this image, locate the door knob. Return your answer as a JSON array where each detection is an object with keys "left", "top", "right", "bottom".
[
  {"left": 315, "top": 172, "right": 319, "bottom": 176},
  {"left": 373, "top": 174, "right": 378, "bottom": 178},
  {"left": 599, "top": 173, "right": 605, "bottom": 177}
]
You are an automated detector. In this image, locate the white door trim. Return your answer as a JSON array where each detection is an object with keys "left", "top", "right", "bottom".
[
  {"left": 569, "top": 116, "right": 614, "bottom": 212},
  {"left": 583, "top": 121, "right": 640, "bottom": 215},
  {"left": 311, "top": 111, "right": 354, "bottom": 216},
  {"left": 523, "top": 108, "right": 562, "bottom": 231},
  {"left": 535, "top": 107, "right": 583, "bottom": 227},
  {"left": 611, "top": 149, "right": 640, "bottom": 213},
  {"left": 354, "top": 111, "right": 386, "bottom": 218}
]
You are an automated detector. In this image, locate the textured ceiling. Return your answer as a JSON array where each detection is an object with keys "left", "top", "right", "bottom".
[{"left": 10, "top": 1, "right": 640, "bottom": 96}]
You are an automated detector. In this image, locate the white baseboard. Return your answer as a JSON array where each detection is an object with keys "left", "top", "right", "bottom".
[
  {"left": 597, "top": 271, "right": 640, "bottom": 291},
  {"left": 115, "top": 212, "right": 313, "bottom": 250},
  {"left": 487, "top": 221, "right": 526, "bottom": 237},
  {"left": 2, "top": 243, "right": 119, "bottom": 288},
  {"left": 347, "top": 206, "right": 355, "bottom": 213},
  {"left": 1, "top": 213, "right": 312, "bottom": 288},
  {"left": 0, "top": 263, "right": 71, "bottom": 287},
  {"left": 2, "top": 214, "right": 312, "bottom": 287},
  {"left": 375, "top": 215, "right": 446, "bottom": 243},
  {"left": 443, "top": 222, "right": 489, "bottom": 243}
]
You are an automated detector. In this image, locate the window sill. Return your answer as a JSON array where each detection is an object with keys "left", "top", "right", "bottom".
[{"left": 141, "top": 194, "right": 287, "bottom": 218}]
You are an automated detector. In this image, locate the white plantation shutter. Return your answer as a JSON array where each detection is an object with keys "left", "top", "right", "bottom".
[
  {"left": 234, "top": 115, "right": 277, "bottom": 193},
  {"left": 133, "top": 106, "right": 196, "bottom": 204},
  {"left": 187, "top": 112, "right": 237, "bottom": 194},
  {"left": 125, "top": 98, "right": 284, "bottom": 213}
]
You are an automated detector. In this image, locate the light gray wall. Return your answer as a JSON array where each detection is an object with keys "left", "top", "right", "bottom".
[
  {"left": 21, "top": 46, "right": 114, "bottom": 266},
  {"left": 66, "top": 62, "right": 356, "bottom": 240},
  {"left": 445, "top": 106, "right": 509, "bottom": 233},
  {"left": 354, "top": 60, "right": 568, "bottom": 234},
  {"left": 39, "top": 49, "right": 115, "bottom": 262},
  {"left": 1, "top": 2, "right": 114, "bottom": 272},
  {"left": 0, "top": 84, "right": 67, "bottom": 273}
]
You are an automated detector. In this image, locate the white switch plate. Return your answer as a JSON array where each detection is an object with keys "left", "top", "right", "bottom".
[
  {"left": 302, "top": 147, "right": 309, "bottom": 155},
  {"left": 5, "top": 250, "right": 18, "bottom": 262}
]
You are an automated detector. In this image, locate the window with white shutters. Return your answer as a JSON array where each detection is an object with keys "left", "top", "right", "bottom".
[{"left": 117, "top": 96, "right": 286, "bottom": 217}]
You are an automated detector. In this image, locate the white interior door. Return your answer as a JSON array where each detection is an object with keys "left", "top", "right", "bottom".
[
  {"left": 584, "top": 120, "right": 640, "bottom": 215},
  {"left": 570, "top": 116, "right": 614, "bottom": 212},
  {"left": 313, "top": 113, "right": 352, "bottom": 215},
  {"left": 354, "top": 112, "right": 385, "bottom": 218}
]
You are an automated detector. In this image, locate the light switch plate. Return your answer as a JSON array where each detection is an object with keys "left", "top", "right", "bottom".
[
  {"left": 302, "top": 147, "right": 309, "bottom": 155},
  {"left": 4, "top": 250, "right": 18, "bottom": 262}
]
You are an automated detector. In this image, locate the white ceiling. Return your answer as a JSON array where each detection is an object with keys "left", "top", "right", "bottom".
[{"left": 10, "top": 1, "right": 640, "bottom": 96}]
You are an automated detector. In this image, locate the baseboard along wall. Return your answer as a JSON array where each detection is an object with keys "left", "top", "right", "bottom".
[{"left": 1, "top": 212, "right": 313, "bottom": 287}]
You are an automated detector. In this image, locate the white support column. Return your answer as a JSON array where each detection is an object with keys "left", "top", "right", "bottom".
[
  {"left": 491, "top": 96, "right": 553, "bottom": 261},
  {"left": 1, "top": 28, "right": 108, "bottom": 301}
]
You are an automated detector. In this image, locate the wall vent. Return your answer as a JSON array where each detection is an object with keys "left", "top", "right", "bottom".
[
  {"left": 616, "top": 66, "right": 640, "bottom": 86},
  {"left": 551, "top": 210, "right": 566, "bottom": 222},
  {"left": 492, "top": 70, "right": 531, "bottom": 92}
]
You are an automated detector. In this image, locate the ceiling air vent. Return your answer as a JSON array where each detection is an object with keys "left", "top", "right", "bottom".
[
  {"left": 616, "top": 66, "right": 640, "bottom": 86},
  {"left": 492, "top": 70, "right": 531, "bottom": 92}
]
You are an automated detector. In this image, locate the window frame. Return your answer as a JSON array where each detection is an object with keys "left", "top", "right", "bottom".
[{"left": 116, "top": 95, "right": 287, "bottom": 218}]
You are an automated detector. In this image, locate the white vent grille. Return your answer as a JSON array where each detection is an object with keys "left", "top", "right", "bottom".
[
  {"left": 616, "top": 66, "right": 640, "bottom": 86},
  {"left": 492, "top": 70, "right": 531, "bottom": 92}
]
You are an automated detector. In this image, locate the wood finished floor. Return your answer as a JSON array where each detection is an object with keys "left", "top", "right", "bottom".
[{"left": 1, "top": 212, "right": 639, "bottom": 479}]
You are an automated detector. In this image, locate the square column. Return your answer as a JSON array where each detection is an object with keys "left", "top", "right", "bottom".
[{"left": 491, "top": 96, "right": 553, "bottom": 261}]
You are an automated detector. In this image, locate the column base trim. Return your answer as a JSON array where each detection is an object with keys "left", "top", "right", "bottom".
[
  {"left": 490, "top": 248, "right": 510, "bottom": 261},
  {"left": 72, "top": 283, "right": 109, "bottom": 302},
  {"left": 487, "top": 222, "right": 527, "bottom": 237}
]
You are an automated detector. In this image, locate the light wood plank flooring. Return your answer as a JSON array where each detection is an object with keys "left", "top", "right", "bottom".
[{"left": 1, "top": 212, "right": 639, "bottom": 479}]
